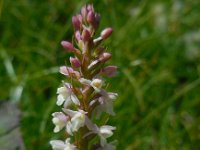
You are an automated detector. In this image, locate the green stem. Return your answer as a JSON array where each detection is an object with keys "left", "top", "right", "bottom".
[{"left": 79, "top": 127, "right": 90, "bottom": 149}]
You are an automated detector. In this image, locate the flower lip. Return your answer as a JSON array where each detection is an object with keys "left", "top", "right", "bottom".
[
  {"left": 56, "top": 85, "right": 80, "bottom": 107},
  {"left": 99, "top": 125, "right": 116, "bottom": 138},
  {"left": 52, "top": 112, "right": 69, "bottom": 133},
  {"left": 56, "top": 87, "right": 70, "bottom": 106},
  {"left": 50, "top": 138, "right": 77, "bottom": 150}
]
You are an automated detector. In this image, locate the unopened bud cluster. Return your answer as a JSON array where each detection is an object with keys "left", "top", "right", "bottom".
[{"left": 50, "top": 4, "right": 118, "bottom": 150}]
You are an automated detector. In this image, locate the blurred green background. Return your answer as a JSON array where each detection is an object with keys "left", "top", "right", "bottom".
[{"left": 0, "top": 0, "right": 200, "bottom": 149}]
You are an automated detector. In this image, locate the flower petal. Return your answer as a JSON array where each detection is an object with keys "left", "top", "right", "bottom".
[
  {"left": 56, "top": 95, "right": 65, "bottom": 106},
  {"left": 79, "top": 78, "right": 92, "bottom": 85},
  {"left": 99, "top": 125, "right": 116, "bottom": 138},
  {"left": 66, "top": 122, "right": 73, "bottom": 136},
  {"left": 85, "top": 116, "right": 98, "bottom": 132},
  {"left": 62, "top": 109, "right": 77, "bottom": 117},
  {"left": 70, "top": 94, "right": 80, "bottom": 106},
  {"left": 64, "top": 97, "right": 73, "bottom": 108},
  {"left": 50, "top": 140, "right": 65, "bottom": 149}
]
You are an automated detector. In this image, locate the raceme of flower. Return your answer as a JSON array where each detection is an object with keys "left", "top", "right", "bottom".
[{"left": 50, "top": 4, "right": 118, "bottom": 150}]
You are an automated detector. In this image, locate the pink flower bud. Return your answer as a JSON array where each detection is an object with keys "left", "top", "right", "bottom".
[
  {"left": 101, "top": 28, "right": 113, "bottom": 39},
  {"left": 102, "top": 66, "right": 117, "bottom": 77},
  {"left": 70, "top": 57, "right": 81, "bottom": 68},
  {"left": 61, "top": 41, "right": 75, "bottom": 52},
  {"left": 77, "top": 14, "right": 83, "bottom": 23},
  {"left": 87, "top": 11, "right": 95, "bottom": 24},
  {"left": 60, "top": 66, "right": 80, "bottom": 78},
  {"left": 75, "top": 31, "right": 81, "bottom": 41},
  {"left": 82, "top": 29, "right": 91, "bottom": 42},
  {"left": 60, "top": 66, "right": 74, "bottom": 76},
  {"left": 87, "top": 4, "right": 94, "bottom": 12},
  {"left": 72, "top": 16, "right": 81, "bottom": 30},
  {"left": 81, "top": 5, "right": 88, "bottom": 20},
  {"left": 99, "top": 52, "right": 112, "bottom": 63}
]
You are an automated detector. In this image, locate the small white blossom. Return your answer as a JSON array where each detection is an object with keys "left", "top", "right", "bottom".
[
  {"left": 91, "top": 79, "right": 103, "bottom": 92},
  {"left": 99, "top": 125, "right": 115, "bottom": 139},
  {"left": 85, "top": 117, "right": 116, "bottom": 146},
  {"left": 50, "top": 138, "right": 77, "bottom": 150},
  {"left": 98, "top": 125, "right": 116, "bottom": 146},
  {"left": 52, "top": 112, "right": 69, "bottom": 133},
  {"left": 90, "top": 90, "right": 118, "bottom": 118},
  {"left": 79, "top": 78, "right": 103, "bottom": 92},
  {"left": 56, "top": 84, "right": 80, "bottom": 107},
  {"left": 63, "top": 109, "right": 87, "bottom": 135}
]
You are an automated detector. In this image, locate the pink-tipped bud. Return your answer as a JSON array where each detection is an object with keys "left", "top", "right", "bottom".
[
  {"left": 61, "top": 41, "right": 75, "bottom": 52},
  {"left": 81, "top": 5, "right": 88, "bottom": 20},
  {"left": 102, "top": 66, "right": 117, "bottom": 77},
  {"left": 101, "top": 28, "right": 113, "bottom": 39},
  {"left": 60, "top": 66, "right": 74, "bottom": 76},
  {"left": 72, "top": 16, "right": 81, "bottom": 30},
  {"left": 75, "top": 31, "right": 81, "bottom": 41},
  {"left": 70, "top": 57, "right": 81, "bottom": 68},
  {"left": 87, "top": 11, "right": 95, "bottom": 25},
  {"left": 60, "top": 66, "right": 80, "bottom": 78},
  {"left": 87, "top": 4, "right": 94, "bottom": 12},
  {"left": 77, "top": 14, "right": 83, "bottom": 23},
  {"left": 82, "top": 29, "right": 91, "bottom": 42},
  {"left": 99, "top": 52, "right": 112, "bottom": 62}
]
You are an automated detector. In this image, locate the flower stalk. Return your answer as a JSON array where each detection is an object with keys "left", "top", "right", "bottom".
[{"left": 50, "top": 4, "right": 118, "bottom": 150}]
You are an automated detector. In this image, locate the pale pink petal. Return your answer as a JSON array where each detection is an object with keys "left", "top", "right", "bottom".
[{"left": 79, "top": 78, "right": 92, "bottom": 85}]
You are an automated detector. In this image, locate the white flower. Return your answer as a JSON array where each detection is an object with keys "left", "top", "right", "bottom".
[
  {"left": 52, "top": 112, "right": 69, "bottom": 133},
  {"left": 90, "top": 90, "right": 118, "bottom": 118},
  {"left": 98, "top": 125, "right": 116, "bottom": 146},
  {"left": 99, "top": 125, "right": 115, "bottom": 139},
  {"left": 50, "top": 138, "right": 77, "bottom": 150},
  {"left": 56, "top": 84, "right": 80, "bottom": 107},
  {"left": 63, "top": 109, "right": 87, "bottom": 135},
  {"left": 91, "top": 79, "right": 103, "bottom": 92},
  {"left": 84, "top": 117, "right": 116, "bottom": 146},
  {"left": 79, "top": 78, "right": 103, "bottom": 92}
]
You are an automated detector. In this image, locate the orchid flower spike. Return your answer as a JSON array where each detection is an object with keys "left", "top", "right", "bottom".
[{"left": 50, "top": 4, "right": 118, "bottom": 150}]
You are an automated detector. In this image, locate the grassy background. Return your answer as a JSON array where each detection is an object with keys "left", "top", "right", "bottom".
[{"left": 0, "top": 0, "right": 200, "bottom": 149}]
